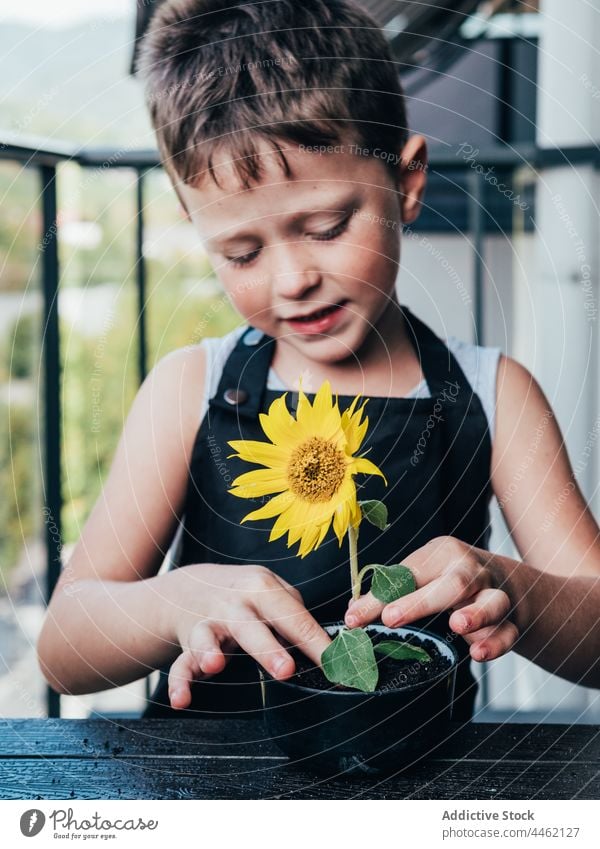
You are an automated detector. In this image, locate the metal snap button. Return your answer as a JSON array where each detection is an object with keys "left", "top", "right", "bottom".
[{"left": 223, "top": 387, "right": 249, "bottom": 405}]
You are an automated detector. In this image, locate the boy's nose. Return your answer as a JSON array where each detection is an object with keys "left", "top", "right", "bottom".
[{"left": 270, "top": 243, "right": 322, "bottom": 300}]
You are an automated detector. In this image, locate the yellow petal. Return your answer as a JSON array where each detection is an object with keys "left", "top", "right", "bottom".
[
  {"left": 258, "top": 395, "right": 299, "bottom": 446},
  {"left": 285, "top": 519, "right": 308, "bottom": 547},
  {"left": 299, "top": 523, "right": 321, "bottom": 556},
  {"left": 240, "top": 490, "right": 295, "bottom": 523},
  {"left": 227, "top": 440, "right": 289, "bottom": 467},
  {"left": 229, "top": 466, "right": 289, "bottom": 498},
  {"left": 341, "top": 399, "right": 369, "bottom": 454},
  {"left": 350, "top": 498, "right": 362, "bottom": 528},
  {"left": 231, "top": 467, "right": 287, "bottom": 487},
  {"left": 298, "top": 523, "right": 323, "bottom": 558},
  {"left": 342, "top": 394, "right": 360, "bottom": 420},
  {"left": 293, "top": 381, "right": 345, "bottom": 446},
  {"left": 314, "top": 519, "right": 331, "bottom": 549},
  {"left": 269, "top": 497, "right": 331, "bottom": 550},
  {"left": 350, "top": 456, "right": 387, "bottom": 485},
  {"left": 295, "top": 386, "right": 314, "bottom": 431},
  {"left": 286, "top": 503, "right": 332, "bottom": 547},
  {"left": 313, "top": 380, "right": 333, "bottom": 418},
  {"left": 333, "top": 500, "right": 350, "bottom": 546},
  {"left": 268, "top": 496, "right": 310, "bottom": 541}
]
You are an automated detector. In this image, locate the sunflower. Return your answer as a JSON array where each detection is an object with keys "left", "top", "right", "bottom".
[{"left": 227, "top": 381, "right": 386, "bottom": 558}]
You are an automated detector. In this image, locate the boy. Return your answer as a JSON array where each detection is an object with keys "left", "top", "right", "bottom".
[{"left": 38, "top": 0, "right": 600, "bottom": 719}]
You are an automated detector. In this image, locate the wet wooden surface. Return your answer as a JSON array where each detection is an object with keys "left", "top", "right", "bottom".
[{"left": 0, "top": 718, "right": 598, "bottom": 799}]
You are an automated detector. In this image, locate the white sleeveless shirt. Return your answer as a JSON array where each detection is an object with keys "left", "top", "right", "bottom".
[{"left": 199, "top": 324, "right": 502, "bottom": 441}]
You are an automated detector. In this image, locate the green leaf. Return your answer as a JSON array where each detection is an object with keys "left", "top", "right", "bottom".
[
  {"left": 321, "top": 628, "right": 379, "bottom": 693},
  {"left": 370, "top": 564, "right": 416, "bottom": 604},
  {"left": 358, "top": 499, "right": 390, "bottom": 531},
  {"left": 374, "top": 640, "right": 431, "bottom": 663}
]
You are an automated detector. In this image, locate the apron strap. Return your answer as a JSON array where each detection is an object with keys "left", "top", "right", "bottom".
[
  {"left": 401, "top": 306, "right": 474, "bottom": 404},
  {"left": 208, "top": 327, "right": 274, "bottom": 422}
]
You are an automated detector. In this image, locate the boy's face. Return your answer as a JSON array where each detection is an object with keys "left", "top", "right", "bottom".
[{"left": 177, "top": 136, "right": 427, "bottom": 365}]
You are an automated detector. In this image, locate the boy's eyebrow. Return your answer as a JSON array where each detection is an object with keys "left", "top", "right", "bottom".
[{"left": 205, "top": 192, "right": 361, "bottom": 250}]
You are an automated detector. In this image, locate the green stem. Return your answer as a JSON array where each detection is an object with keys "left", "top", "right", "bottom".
[
  {"left": 357, "top": 564, "right": 375, "bottom": 586},
  {"left": 348, "top": 524, "right": 360, "bottom": 601}
]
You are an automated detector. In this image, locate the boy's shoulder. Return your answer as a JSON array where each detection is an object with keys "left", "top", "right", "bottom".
[
  {"left": 444, "top": 334, "right": 502, "bottom": 384},
  {"left": 494, "top": 352, "right": 548, "bottom": 420}
]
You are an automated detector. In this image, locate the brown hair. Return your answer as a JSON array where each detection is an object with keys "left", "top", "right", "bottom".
[{"left": 136, "top": 0, "right": 408, "bottom": 189}]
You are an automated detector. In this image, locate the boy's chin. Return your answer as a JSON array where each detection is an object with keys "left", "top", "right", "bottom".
[{"left": 281, "top": 328, "right": 366, "bottom": 363}]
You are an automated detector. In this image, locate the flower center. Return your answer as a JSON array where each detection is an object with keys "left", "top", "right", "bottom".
[{"left": 287, "top": 436, "right": 346, "bottom": 502}]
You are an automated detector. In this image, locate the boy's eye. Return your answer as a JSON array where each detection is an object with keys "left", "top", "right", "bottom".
[
  {"left": 227, "top": 248, "right": 261, "bottom": 267},
  {"left": 225, "top": 216, "right": 351, "bottom": 268},
  {"left": 310, "top": 215, "right": 351, "bottom": 241}
]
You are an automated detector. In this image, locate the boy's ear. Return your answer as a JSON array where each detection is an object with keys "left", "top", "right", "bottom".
[{"left": 396, "top": 134, "right": 428, "bottom": 225}]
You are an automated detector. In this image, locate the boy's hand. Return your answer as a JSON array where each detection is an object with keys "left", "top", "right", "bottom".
[
  {"left": 167, "top": 563, "right": 331, "bottom": 709},
  {"left": 344, "top": 536, "right": 519, "bottom": 662}
]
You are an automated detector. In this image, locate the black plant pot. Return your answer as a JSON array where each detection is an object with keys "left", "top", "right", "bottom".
[{"left": 261, "top": 623, "right": 458, "bottom": 775}]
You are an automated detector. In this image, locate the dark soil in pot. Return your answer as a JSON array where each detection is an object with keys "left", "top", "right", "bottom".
[{"left": 291, "top": 630, "right": 452, "bottom": 691}]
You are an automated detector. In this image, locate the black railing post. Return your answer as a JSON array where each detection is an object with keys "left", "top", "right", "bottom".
[
  {"left": 467, "top": 170, "right": 485, "bottom": 347},
  {"left": 40, "top": 164, "right": 62, "bottom": 719},
  {"left": 136, "top": 169, "right": 148, "bottom": 383}
]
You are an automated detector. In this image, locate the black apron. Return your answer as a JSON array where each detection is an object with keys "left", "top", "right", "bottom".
[{"left": 143, "top": 307, "right": 493, "bottom": 721}]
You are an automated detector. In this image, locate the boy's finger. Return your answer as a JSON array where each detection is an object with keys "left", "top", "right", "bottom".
[
  {"left": 169, "top": 629, "right": 229, "bottom": 708},
  {"left": 343, "top": 548, "right": 451, "bottom": 627},
  {"left": 344, "top": 592, "right": 385, "bottom": 627},
  {"left": 273, "top": 575, "right": 304, "bottom": 605},
  {"left": 401, "top": 538, "right": 477, "bottom": 589},
  {"left": 187, "top": 625, "right": 228, "bottom": 676},
  {"left": 449, "top": 588, "right": 511, "bottom": 635},
  {"left": 280, "top": 610, "right": 332, "bottom": 666},
  {"left": 256, "top": 592, "right": 332, "bottom": 667},
  {"left": 167, "top": 651, "right": 197, "bottom": 709},
  {"left": 381, "top": 571, "right": 484, "bottom": 628},
  {"left": 465, "top": 621, "right": 520, "bottom": 661},
  {"left": 228, "top": 619, "right": 296, "bottom": 679},
  {"left": 343, "top": 549, "right": 460, "bottom": 628}
]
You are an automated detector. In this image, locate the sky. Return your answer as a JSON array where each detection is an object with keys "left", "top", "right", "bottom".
[{"left": 0, "top": 0, "right": 133, "bottom": 28}]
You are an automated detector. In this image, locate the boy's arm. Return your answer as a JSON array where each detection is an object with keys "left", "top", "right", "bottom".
[
  {"left": 345, "top": 355, "right": 600, "bottom": 689},
  {"left": 37, "top": 345, "right": 205, "bottom": 694},
  {"left": 490, "top": 553, "right": 600, "bottom": 688},
  {"left": 37, "top": 344, "right": 331, "bottom": 698},
  {"left": 492, "top": 355, "right": 600, "bottom": 579},
  {"left": 489, "top": 355, "right": 600, "bottom": 685}
]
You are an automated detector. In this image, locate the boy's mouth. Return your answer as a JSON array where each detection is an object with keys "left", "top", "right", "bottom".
[
  {"left": 285, "top": 301, "right": 347, "bottom": 323},
  {"left": 290, "top": 304, "right": 340, "bottom": 321},
  {"left": 282, "top": 301, "right": 349, "bottom": 335}
]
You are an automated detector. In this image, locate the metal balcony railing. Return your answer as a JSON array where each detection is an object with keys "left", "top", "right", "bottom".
[{"left": 1, "top": 135, "right": 598, "bottom": 717}]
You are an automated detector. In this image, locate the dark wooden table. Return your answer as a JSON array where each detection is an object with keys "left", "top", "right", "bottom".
[{"left": 0, "top": 718, "right": 598, "bottom": 799}]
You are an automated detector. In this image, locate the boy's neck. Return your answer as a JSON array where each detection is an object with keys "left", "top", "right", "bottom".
[{"left": 270, "top": 297, "right": 425, "bottom": 397}]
